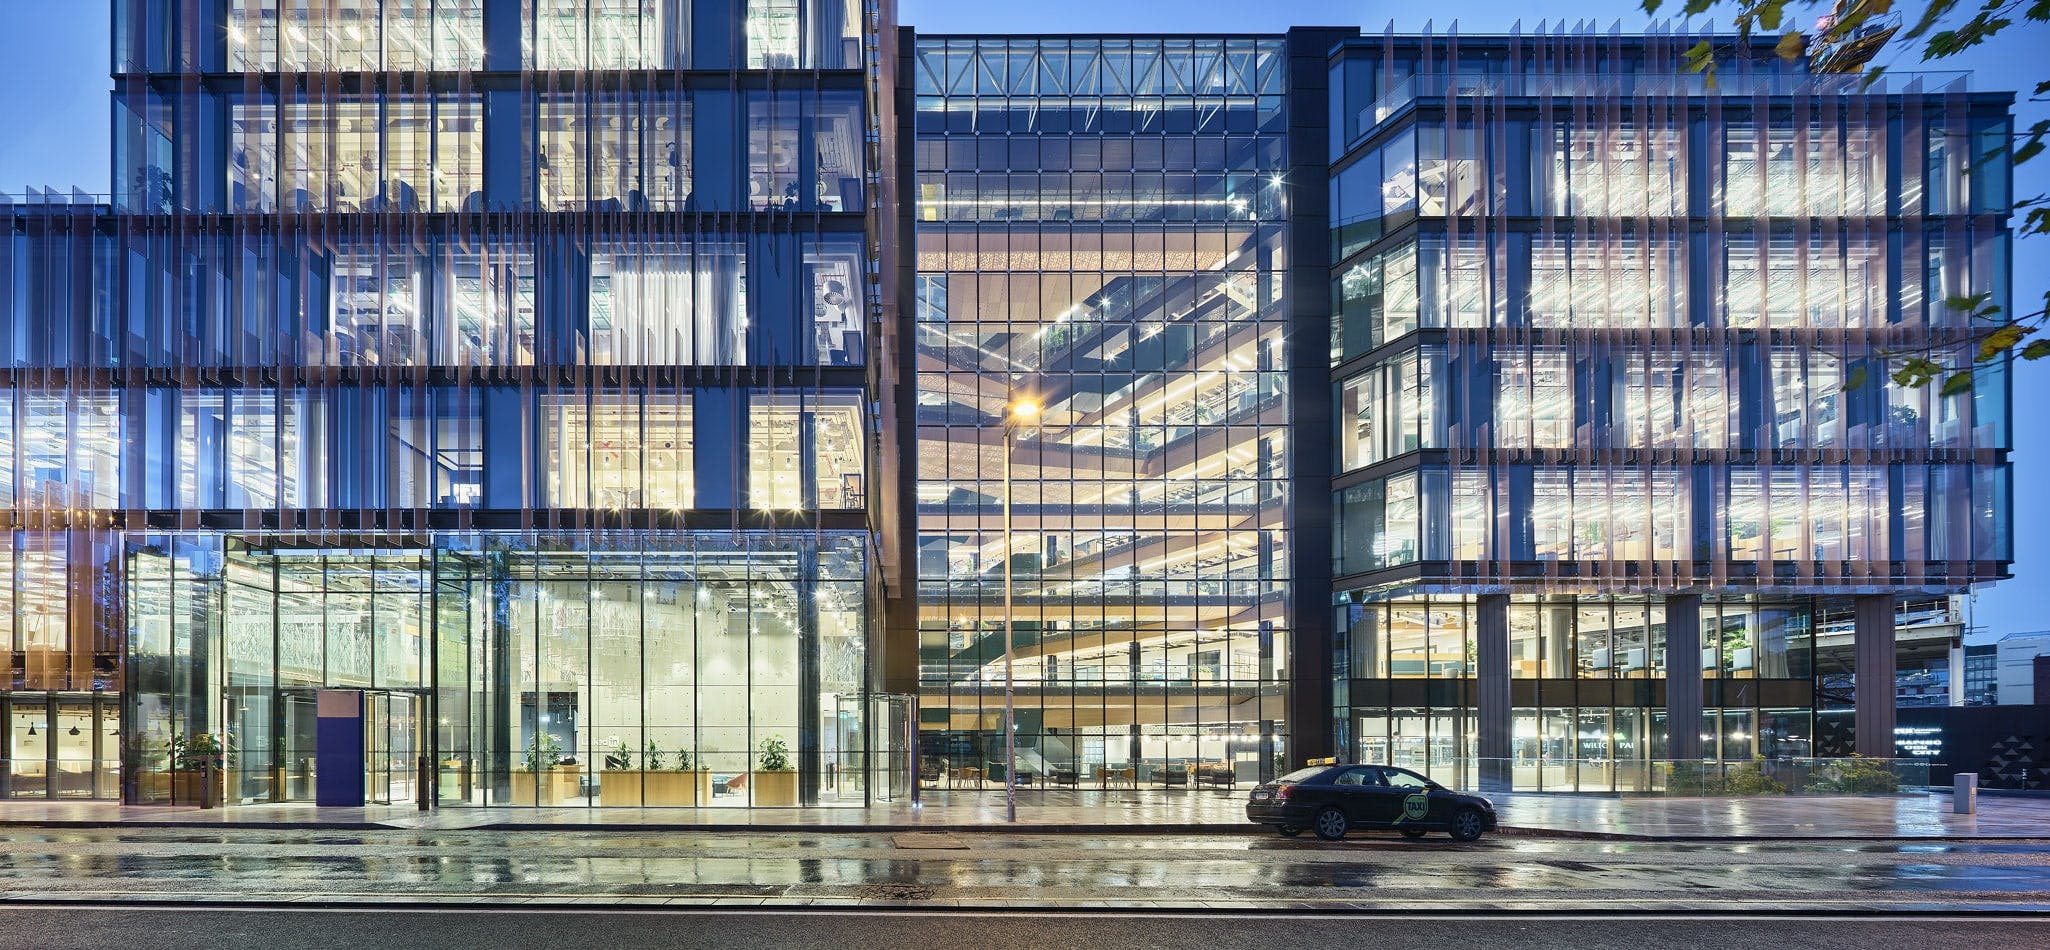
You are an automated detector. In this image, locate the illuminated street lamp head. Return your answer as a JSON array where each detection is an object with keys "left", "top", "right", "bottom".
[{"left": 1008, "top": 399, "right": 1041, "bottom": 423}]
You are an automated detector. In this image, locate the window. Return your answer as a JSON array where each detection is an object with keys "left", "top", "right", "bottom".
[
  {"left": 20, "top": 393, "right": 118, "bottom": 509},
  {"left": 1337, "top": 346, "right": 1443, "bottom": 471},
  {"left": 1333, "top": 766, "right": 1382, "bottom": 787},
  {"left": 537, "top": 90, "right": 688, "bottom": 211},
  {"left": 331, "top": 250, "right": 423, "bottom": 366},
  {"left": 746, "top": 0, "right": 861, "bottom": 69},
  {"left": 1336, "top": 471, "right": 1419, "bottom": 573},
  {"left": 390, "top": 389, "right": 478, "bottom": 509},
  {"left": 1333, "top": 239, "right": 1418, "bottom": 360},
  {"left": 589, "top": 242, "right": 747, "bottom": 365},
  {"left": 435, "top": 246, "right": 537, "bottom": 366},
  {"left": 805, "top": 236, "right": 866, "bottom": 366},
  {"left": 1383, "top": 768, "right": 1428, "bottom": 789},
  {"left": 1529, "top": 234, "right": 1684, "bottom": 329},
  {"left": 533, "top": 0, "right": 683, "bottom": 70},
  {"left": 545, "top": 393, "right": 694, "bottom": 509},
  {"left": 748, "top": 91, "right": 864, "bottom": 212},
  {"left": 1495, "top": 349, "right": 1572, "bottom": 450},
  {"left": 1546, "top": 122, "right": 1685, "bottom": 218},
  {"left": 749, "top": 390, "right": 866, "bottom": 511},
  {"left": 270, "top": 95, "right": 480, "bottom": 213}
]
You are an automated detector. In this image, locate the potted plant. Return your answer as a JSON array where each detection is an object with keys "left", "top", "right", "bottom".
[
  {"left": 598, "top": 736, "right": 645, "bottom": 806},
  {"left": 603, "top": 737, "right": 633, "bottom": 771},
  {"left": 510, "top": 732, "right": 578, "bottom": 806},
  {"left": 169, "top": 732, "right": 226, "bottom": 808},
  {"left": 599, "top": 740, "right": 713, "bottom": 806},
  {"left": 656, "top": 741, "right": 713, "bottom": 806},
  {"left": 753, "top": 736, "right": 798, "bottom": 806}
]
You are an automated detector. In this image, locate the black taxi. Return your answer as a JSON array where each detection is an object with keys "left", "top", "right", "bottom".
[{"left": 1246, "top": 762, "right": 1497, "bottom": 842}]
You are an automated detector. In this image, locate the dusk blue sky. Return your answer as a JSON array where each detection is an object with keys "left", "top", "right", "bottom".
[{"left": 1, "top": 1, "right": 2042, "bottom": 640}]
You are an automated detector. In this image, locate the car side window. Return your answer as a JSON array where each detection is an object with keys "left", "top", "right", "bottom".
[
  {"left": 1384, "top": 769, "right": 1428, "bottom": 789},
  {"left": 1339, "top": 767, "right": 1384, "bottom": 787},
  {"left": 1332, "top": 769, "right": 1364, "bottom": 787}
]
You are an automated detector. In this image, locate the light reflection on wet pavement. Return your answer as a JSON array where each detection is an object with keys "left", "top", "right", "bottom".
[{"left": 0, "top": 830, "right": 2047, "bottom": 910}]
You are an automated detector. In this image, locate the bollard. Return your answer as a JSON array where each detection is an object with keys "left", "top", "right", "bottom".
[
  {"left": 1953, "top": 772, "right": 1977, "bottom": 815},
  {"left": 418, "top": 755, "right": 433, "bottom": 811}
]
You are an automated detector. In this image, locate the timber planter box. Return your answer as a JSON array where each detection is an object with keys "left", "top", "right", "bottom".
[
  {"left": 508, "top": 766, "right": 580, "bottom": 806},
  {"left": 599, "top": 770, "right": 713, "bottom": 807},
  {"left": 170, "top": 769, "right": 223, "bottom": 806},
  {"left": 752, "top": 769, "right": 798, "bottom": 806}
]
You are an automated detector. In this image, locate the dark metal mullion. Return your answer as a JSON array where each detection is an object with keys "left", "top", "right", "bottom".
[{"left": 42, "top": 695, "right": 57, "bottom": 799}]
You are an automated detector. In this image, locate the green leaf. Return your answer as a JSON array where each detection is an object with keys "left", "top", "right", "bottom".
[
  {"left": 1946, "top": 292, "right": 1993, "bottom": 312},
  {"left": 2021, "top": 340, "right": 2050, "bottom": 360},
  {"left": 2018, "top": 139, "right": 2047, "bottom": 165},
  {"left": 1842, "top": 363, "right": 1871, "bottom": 392},
  {"left": 1979, "top": 323, "right": 2028, "bottom": 360},
  {"left": 1759, "top": 0, "right": 1787, "bottom": 31},
  {"left": 1939, "top": 372, "right": 1975, "bottom": 396},
  {"left": 2025, "top": 206, "right": 2050, "bottom": 237},
  {"left": 1892, "top": 357, "right": 1940, "bottom": 388},
  {"left": 2034, "top": 79, "right": 2050, "bottom": 98},
  {"left": 1641, "top": 0, "right": 1663, "bottom": 14},
  {"left": 1683, "top": 40, "right": 1715, "bottom": 72},
  {"left": 1774, "top": 29, "right": 1805, "bottom": 60}
]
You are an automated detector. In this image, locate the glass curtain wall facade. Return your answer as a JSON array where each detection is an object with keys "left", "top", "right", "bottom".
[
  {"left": 911, "top": 37, "right": 1294, "bottom": 788},
  {"left": 1327, "top": 30, "right": 2014, "bottom": 789},
  {"left": 0, "top": 0, "right": 895, "bottom": 806},
  {"left": 0, "top": 12, "right": 2022, "bottom": 808}
]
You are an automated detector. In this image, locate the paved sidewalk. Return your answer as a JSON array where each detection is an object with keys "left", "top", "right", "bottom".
[
  {"left": 1489, "top": 791, "right": 2050, "bottom": 840},
  {"left": 0, "top": 789, "right": 2043, "bottom": 840}
]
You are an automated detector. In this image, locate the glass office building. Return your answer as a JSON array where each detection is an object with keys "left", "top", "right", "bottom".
[
  {"left": 0, "top": 0, "right": 900, "bottom": 807},
  {"left": 908, "top": 35, "right": 1305, "bottom": 787},
  {"left": 1326, "top": 32, "right": 2015, "bottom": 789},
  {"left": 0, "top": 9, "right": 2016, "bottom": 806}
]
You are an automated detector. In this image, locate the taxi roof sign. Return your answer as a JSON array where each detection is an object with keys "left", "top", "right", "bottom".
[{"left": 1307, "top": 756, "right": 1339, "bottom": 766}]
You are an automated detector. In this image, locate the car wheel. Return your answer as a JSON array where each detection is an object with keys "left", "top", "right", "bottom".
[
  {"left": 1448, "top": 807, "right": 1486, "bottom": 842},
  {"left": 1400, "top": 827, "right": 1428, "bottom": 839},
  {"left": 1276, "top": 826, "right": 1302, "bottom": 838},
  {"left": 1313, "top": 806, "right": 1349, "bottom": 841}
]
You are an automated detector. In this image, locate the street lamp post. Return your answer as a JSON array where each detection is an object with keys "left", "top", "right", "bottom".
[{"left": 1001, "top": 396, "right": 1039, "bottom": 824}]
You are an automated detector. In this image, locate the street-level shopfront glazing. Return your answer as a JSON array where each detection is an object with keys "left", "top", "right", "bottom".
[
  {"left": 1338, "top": 593, "right": 1820, "bottom": 791},
  {"left": 124, "top": 531, "right": 877, "bottom": 807}
]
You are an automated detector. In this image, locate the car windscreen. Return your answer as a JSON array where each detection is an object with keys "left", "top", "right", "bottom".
[{"left": 1275, "top": 766, "right": 1331, "bottom": 784}]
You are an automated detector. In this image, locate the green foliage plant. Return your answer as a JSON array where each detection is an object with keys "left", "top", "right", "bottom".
[{"left": 758, "top": 736, "right": 792, "bottom": 772}]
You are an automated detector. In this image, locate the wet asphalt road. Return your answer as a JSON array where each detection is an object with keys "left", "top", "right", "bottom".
[
  {"left": 0, "top": 907, "right": 2045, "bottom": 950},
  {"left": 0, "top": 828, "right": 2044, "bottom": 919}
]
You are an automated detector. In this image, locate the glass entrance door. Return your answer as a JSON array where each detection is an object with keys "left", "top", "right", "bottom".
[
  {"left": 366, "top": 691, "right": 421, "bottom": 806},
  {"left": 279, "top": 690, "right": 319, "bottom": 801}
]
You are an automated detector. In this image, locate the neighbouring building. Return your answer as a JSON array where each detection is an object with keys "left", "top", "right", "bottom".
[
  {"left": 1321, "top": 31, "right": 2014, "bottom": 790},
  {"left": 1963, "top": 642, "right": 1999, "bottom": 705},
  {"left": 0, "top": 4, "right": 2016, "bottom": 806},
  {"left": 1988, "top": 630, "right": 2050, "bottom": 705}
]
